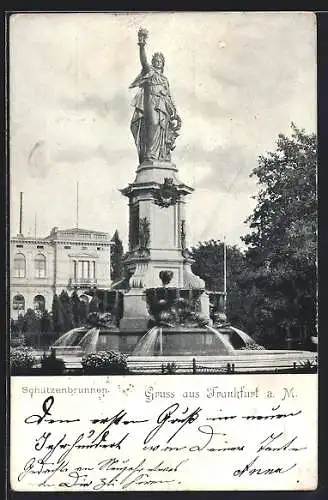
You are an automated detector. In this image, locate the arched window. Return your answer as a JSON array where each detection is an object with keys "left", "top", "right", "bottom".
[
  {"left": 12, "top": 294, "right": 25, "bottom": 313},
  {"left": 34, "top": 294, "right": 45, "bottom": 311},
  {"left": 13, "top": 253, "right": 26, "bottom": 278},
  {"left": 35, "top": 253, "right": 46, "bottom": 278}
]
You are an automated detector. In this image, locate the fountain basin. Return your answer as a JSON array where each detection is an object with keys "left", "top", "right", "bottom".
[
  {"left": 51, "top": 324, "right": 254, "bottom": 355},
  {"left": 50, "top": 324, "right": 317, "bottom": 374}
]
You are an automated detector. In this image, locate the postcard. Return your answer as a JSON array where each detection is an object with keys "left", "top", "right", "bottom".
[{"left": 8, "top": 11, "right": 318, "bottom": 492}]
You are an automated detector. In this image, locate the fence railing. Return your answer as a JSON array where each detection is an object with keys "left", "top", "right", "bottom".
[{"left": 128, "top": 356, "right": 318, "bottom": 375}]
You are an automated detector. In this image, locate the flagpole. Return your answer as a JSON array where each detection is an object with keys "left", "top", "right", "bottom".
[
  {"left": 19, "top": 192, "right": 23, "bottom": 236},
  {"left": 76, "top": 181, "right": 79, "bottom": 229},
  {"left": 223, "top": 235, "right": 227, "bottom": 314}
]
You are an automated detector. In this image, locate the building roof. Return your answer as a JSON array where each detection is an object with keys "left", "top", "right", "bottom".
[
  {"left": 45, "top": 227, "right": 111, "bottom": 243},
  {"left": 53, "top": 227, "right": 109, "bottom": 235},
  {"left": 12, "top": 226, "right": 111, "bottom": 243}
]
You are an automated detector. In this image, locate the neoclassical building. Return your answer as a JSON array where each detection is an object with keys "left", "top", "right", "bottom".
[{"left": 10, "top": 227, "right": 112, "bottom": 318}]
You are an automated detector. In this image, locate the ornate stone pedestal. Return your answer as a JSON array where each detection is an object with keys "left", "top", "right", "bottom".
[
  {"left": 118, "top": 160, "right": 206, "bottom": 331},
  {"left": 120, "top": 160, "right": 202, "bottom": 290}
]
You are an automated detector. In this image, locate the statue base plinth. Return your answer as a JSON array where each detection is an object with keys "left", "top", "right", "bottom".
[{"left": 130, "top": 160, "right": 190, "bottom": 188}]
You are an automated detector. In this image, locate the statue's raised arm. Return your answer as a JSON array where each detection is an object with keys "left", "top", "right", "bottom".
[{"left": 137, "top": 28, "right": 149, "bottom": 71}]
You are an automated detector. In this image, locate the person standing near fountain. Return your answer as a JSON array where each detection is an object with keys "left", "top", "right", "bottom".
[{"left": 130, "top": 28, "right": 182, "bottom": 163}]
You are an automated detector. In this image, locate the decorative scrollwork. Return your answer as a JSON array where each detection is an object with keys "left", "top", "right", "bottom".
[{"left": 154, "top": 178, "right": 180, "bottom": 208}]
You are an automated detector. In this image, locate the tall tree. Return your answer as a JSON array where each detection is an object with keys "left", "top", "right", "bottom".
[
  {"left": 110, "top": 230, "right": 124, "bottom": 282},
  {"left": 70, "top": 289, "right": 81, "bottom": 326},
  {"left": 51, "top": 293, "right": 65, "bottom": 333},
  {"left": 78, "top": 299, "right": 90, "bottom": 325},
  {"left": 59, "top": 290, "right": 74, "bottom": 331},
  {"left": 21, "top": 308, "right": 40, "bottom": 334},
  {"left": 242, "top": 124, "right": 317, "bottom": 345},
  {"left": 41, "top": 309, "right": 53, "bottom": 333}
]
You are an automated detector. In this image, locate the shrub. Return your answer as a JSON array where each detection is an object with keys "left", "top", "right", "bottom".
[
  {"left": 10, "top": 346, "right": 35, "bottom": 373},
  {"left": 82, "top": 350, "right": 129, "bottom": 374},
  {"left": 162, "top": 362, "right": 177, "bottom": 374},
  {"left": 87, "top": 312, "right": 114, "bottom": 327},
  {"left": 41, "top": 351, "right": 66, "bottom": 373},
  {"left": 240, "top": 342, "right": 265, "bottom": 350}
]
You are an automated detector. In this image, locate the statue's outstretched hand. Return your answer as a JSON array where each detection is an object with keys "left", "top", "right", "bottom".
[{"left": 138, "top": 28, "right": 148, "bottom": 46}]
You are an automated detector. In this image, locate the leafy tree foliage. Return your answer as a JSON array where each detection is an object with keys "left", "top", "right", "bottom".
[{"left": 241, "top": 124, "right": 316, "bottom": 345}]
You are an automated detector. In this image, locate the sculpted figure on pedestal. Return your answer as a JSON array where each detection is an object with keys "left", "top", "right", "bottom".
[{"left": 130, "top": 28, "right": 182, "bottom": 163}]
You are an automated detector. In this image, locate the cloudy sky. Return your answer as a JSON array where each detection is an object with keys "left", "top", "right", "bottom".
[{"left": 10, "top": 12, "right": 316, "bottom": 249}]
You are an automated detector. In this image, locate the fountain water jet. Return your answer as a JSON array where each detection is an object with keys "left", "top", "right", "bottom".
[
  {"left": 205, "top": 325, "right": 235, "bottom": 354},
  {"left": 52, "top": 327, "right": 100, "bottom": 356},
  {"left": 53, "top": 328, "right": 87, "bottom": 347},
  {"left": 132, "top": 326, "right": 161, "bottom": 355},
  {"left": 79, "top": 328, "right": 100, "bottom": 354}
]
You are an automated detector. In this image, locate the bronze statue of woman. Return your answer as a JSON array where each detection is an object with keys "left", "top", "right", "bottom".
[{"left": 130, "top": 28, "right": 181, "bottom": 164}]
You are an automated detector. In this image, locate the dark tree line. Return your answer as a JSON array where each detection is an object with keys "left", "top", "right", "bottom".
[{"left": 11, "top": 289, "right": 100, "bottom": 336}]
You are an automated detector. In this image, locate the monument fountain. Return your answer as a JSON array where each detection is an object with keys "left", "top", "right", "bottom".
[{"left": 52, "top": 28, "right": 317, "bottom": 373}]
